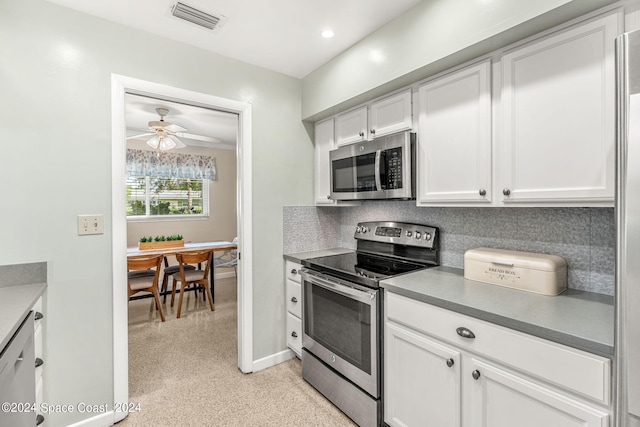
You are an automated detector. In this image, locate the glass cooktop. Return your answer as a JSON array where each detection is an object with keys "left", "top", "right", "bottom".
[{"left": 302, "top": 251, "right": 429, "bottom": 288}]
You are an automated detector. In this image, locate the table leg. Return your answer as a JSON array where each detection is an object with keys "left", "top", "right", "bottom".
[{"left": 210, "top": 262, "right": 215, "bottom": 304}]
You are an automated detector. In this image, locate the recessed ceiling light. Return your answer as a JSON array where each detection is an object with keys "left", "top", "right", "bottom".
[{"left": 321, "top": 29, "right": 335, "bottom": 39}]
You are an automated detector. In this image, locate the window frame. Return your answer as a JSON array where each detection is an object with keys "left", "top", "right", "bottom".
[{"left": 126, "top": 175, "right": 210, "bottom": 222}]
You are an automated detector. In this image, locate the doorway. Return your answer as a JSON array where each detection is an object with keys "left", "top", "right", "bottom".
[{"left": 111, "top": 75, "right": 253, "bottom": 425}]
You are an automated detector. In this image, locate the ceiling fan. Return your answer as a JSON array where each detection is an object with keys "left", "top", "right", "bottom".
[{"left": 126, "top": 107, "right": 221, "bottom": 150}]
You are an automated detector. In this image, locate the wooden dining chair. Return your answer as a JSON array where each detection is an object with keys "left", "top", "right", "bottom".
[
  {"left": 127, "top": 254, "right": 165, "bottom": 322},
  {"left": 160, "top": 256, "right": 196, "bottom": 304},
  {"left": 172, "top": 250, "right": 214, "bottom": 318}
]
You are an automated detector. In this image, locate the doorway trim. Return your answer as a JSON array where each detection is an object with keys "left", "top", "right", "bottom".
[{"left": 110, "top": 74, "right": 253, "bottom": 424}]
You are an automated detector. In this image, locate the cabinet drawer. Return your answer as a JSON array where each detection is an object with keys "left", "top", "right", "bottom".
[
  {"left": 286, "top": 279, "right": 301, "bottom": 318},
  {"left": 285, "top": 261, "right": 302, "bottom": 284},
  {"left": 386, "top": 292, "right": 610, "bottom": 404},
  {"left": 286, "top": 312, "right": 302, "bottom": 357}
]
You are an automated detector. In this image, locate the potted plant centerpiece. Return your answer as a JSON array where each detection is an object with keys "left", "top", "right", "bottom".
[{"left": 138, "top": 234, "right": 185, "bottom": 250}]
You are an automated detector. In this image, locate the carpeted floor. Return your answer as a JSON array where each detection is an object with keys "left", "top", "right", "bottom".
[{"left": 118, "top": 277, "right": 356, "bottom": 426}]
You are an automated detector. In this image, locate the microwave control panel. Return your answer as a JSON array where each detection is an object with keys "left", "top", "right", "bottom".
[{"left": 382, "top": 147, "right": 403, "bottom": 189}]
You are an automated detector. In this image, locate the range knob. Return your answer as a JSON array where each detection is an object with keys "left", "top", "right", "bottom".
[
  {"left": 406, "top": 230, "right": 413, "bottom": 237},
  {"left": 356, "top": 226, "right": 361, "bottom": 233},
  {"left": 425, "top": 233, "right": 432, "bottom": 241},
  {"left": 415, "top": 231, "right": 422, "bottom": 239},
  {"left": 361, "top": 227, "right": 368, "bottom": 233}
]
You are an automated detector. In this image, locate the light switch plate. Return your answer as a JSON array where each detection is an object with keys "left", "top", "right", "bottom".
[{"left": 78, "top": 214, "right": 104, "bottom": 235}]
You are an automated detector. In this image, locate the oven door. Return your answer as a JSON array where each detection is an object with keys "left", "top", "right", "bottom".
[{"left": 301, "top": 269, "right": 379, "bottom": 397}]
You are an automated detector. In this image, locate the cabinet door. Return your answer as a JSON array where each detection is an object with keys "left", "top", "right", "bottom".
[
  {"left": 286, "top": 312, "right": 302, "bottom": 357},
  {"left": 499, "top": 12, "right": 619, "bottom": 204},
  {"left": 385, "top": 322, "right": 461, "bottom": 427},
  {"left": 335, "top": 106, "right": 368, "bottom": 146},
  {"left": 369, "top": 89, "right": 413, "bottom": 139},
  {"left": 314, "top": 118, "right": 337, "bottom": 205},
  {"left": 466, "top": 358, "right": 609, "bottom": 427},
  {"left": 417, "top": 60, "right": 492, "bottom": 204}
]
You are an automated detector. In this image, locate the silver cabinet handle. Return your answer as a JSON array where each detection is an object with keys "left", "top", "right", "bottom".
[
  {"left": 472, "top": 370, "right": 481, "bottom": 380},
  {"left": 35, "top": 357, "right": 44, "bottom": 368},
  {"left": 36, "top": 414, "right": 45, "bottom": 426},
  {"left": 291, "top": 331, "right": 298, "bottom": 338},
  {"left": 456, "top": 327, "right": 476, "bottom": 339},
  {"left": 370, "top": 129, "right": 376, "bottom": 135},
  {"left": 327, "top": 195, "right": 331, "bottom": 200},
  {"left": 479, "top": 188, "right": 486, "bottom": 196},
  {"left": 291, "top": 269, "right": 297, "bottom": 275},
  {"left": 359, "top": 131, "right": 365, "bottom": 137},
  {"left": 35, "top": 312, "right": 44, "bottom": 321},
  {"left": 291, "top": 297, "right": 297, "bottom": 303},
  {"left": 446, "top": 358, "right": 455, "bottom": 368},
  {"left": 503, "top": 188, "right": 511, "bottom": 196}
]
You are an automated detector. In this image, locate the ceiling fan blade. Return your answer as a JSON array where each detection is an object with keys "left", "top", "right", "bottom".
[
  {"left": 175, "top": 132, "right": 222, "bottom": 144},
  {"left": 126, "top": 132, "right": 154, "bottom": 140},
  {"left": 164, "top": 123, "right": 187, "bottom": 133}
]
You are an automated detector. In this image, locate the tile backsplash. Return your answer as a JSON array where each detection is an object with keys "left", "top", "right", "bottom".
[{"left": 283, "top": 202, "right": 615, "bottom": 296}]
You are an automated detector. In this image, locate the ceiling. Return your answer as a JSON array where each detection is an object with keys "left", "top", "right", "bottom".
[
  {"left": 45, "top": 0, "right": 424, "bottom": 79},
  {"left": 125, "top": 94, "right": 239, "bottom": 150}
]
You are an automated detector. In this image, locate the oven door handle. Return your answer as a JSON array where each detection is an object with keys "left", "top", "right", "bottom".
[
  {"left": 302, "top": 270, "right": 377, "bottom": 303},
  {"left": 374, "top": 150, "right": 382, "bottom": 191}
]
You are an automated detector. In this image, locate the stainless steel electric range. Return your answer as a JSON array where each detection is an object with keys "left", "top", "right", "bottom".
[{"left": 300, "top": 221, "right": 439, "bottom": 427}]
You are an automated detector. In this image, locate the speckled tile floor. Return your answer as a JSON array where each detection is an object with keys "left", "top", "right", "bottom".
[{"left": 118, "top": 278, "right": 356, "bottom": 427}]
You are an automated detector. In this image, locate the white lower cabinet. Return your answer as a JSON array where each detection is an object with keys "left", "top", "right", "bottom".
[
  {"left": 385, "top": 323, "right": 461, "bottom": 427},
  {"left": 466, "top": 357, "right": 609, "bottom": 427},
  {"left": 285, "top": 260, "right": 302, "bottom": 357},
  {"left": 384, "top": 292, "right": 611, "bottom": 427}
]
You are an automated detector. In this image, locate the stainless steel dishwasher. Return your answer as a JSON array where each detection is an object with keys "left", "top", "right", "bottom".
[{"left": 0, "top": 313, "right": 36, "bottom": 427}]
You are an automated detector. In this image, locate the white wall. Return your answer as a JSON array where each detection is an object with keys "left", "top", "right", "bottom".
[
  {"left": 0, "top": 0, "right": 313, "bottom": 424},
  {"left": 301, "top": 0, "right": 619, "bottom": 120}
]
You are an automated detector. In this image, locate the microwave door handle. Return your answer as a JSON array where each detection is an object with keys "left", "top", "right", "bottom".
[{"left": 374, "top": 150, "right": 382, "bottom": 191}]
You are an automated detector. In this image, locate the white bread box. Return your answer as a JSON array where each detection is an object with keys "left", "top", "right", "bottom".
[{"left": 464, "top": 248, "right": 567, "bottom": 295}]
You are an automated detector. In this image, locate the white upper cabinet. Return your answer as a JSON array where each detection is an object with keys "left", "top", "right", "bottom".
[
  {"left": 314, "top": 118, "right": 337, "bottom": 205},
  {"left": 498, "top": 11, "right": 620, "bottom": 204},
  {"left": 335, "top": 89, "right": 413, "bottom": 146},
  {"left": 369, "top": 89, "right": 413, "bottom": 139},
  {"left": 417, "top": 60, "right": 492, "bottom": 205},
  {"left": 335, "top": 106, "right": 368, "bottom": 146}
]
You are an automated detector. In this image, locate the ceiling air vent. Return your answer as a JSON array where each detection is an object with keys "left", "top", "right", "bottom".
[{"left": 171, "top": 2, "right": 221, "bottom": 30}]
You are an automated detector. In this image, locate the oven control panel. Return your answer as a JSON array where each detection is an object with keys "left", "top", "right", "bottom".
[{"left": 354, "top": 221, "right": 438, "bottom": 249}]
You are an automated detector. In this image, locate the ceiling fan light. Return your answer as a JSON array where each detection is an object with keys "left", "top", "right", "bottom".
[
  {"left": 159, "top": 136, "right": 177, "bottom": 151},
  {"left": 168, "top": 134, "right": 186, "bottom": 149},
  {"left": 146, "top": 135, "right": 160, "bottom": 149}
]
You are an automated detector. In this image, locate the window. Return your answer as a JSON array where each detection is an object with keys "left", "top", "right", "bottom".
[{"left": 126, "top": 176, "right": 209, "bottom": 219}]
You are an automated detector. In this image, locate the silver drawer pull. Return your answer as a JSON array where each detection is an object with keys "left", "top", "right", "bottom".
[
  {"left": 291, "top": 331, "right": 298, "bottom": 338},
  {"left": 35, "top": 358, "right": 44, "bottom": 368},
  {"left": 35, "top": 312, "right": 44, "bottom": 321},
  {"left": 290, "top": 297, "right": 298, "bottom": 303},
  {"left": 472, "top": 370, "right": 481, "bottom": 380},
  {"left": 456, "top": 327, "right": 476, "bottom": 339},
  {"left": 446, "top": 358, "right": 454, "bottom": 368},
  {"left": 291, "top": 269, "right": 298, "bottom": 275}
]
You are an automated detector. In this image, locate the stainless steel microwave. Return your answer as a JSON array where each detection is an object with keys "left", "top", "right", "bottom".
[{"left": 329, "top": 131, "right": 415, "bottom": 201}]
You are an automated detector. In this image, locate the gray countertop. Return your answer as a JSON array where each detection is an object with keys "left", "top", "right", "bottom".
[
  {"left": 0, "top": 283, "right": 47, "bottom": 353},
  {"left": 381, "top": 266, "right": 614, "bottom": 357}
]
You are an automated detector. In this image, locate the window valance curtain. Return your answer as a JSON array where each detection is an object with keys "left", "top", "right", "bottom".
[{"left": 126, "top": 149, "right": 217, "bottom": 181}]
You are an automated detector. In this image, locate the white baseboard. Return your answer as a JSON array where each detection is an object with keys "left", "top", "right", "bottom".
[
  {"left": 66, "top": 411, "right": 115, "bottom": 427},
  {"left": 214, "top": 271, "right": 236, "bottom": 280},
  {"left": 252, "top": 349, "right": 295, "bottom": 372}
]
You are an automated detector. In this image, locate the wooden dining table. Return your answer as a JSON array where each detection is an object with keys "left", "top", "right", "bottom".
[{"left": 127, "top": 241, "right": 237, "bottom": 303}]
